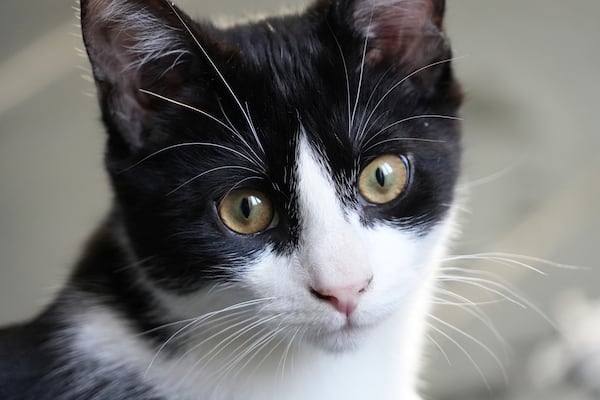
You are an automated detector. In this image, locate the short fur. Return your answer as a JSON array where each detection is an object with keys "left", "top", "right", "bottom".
[{"left": 0, "top": 0, "right": 462, "bottom": 399}]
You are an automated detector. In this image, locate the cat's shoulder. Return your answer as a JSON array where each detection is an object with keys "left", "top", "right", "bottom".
[
  {"left": 0, "top": 315, "right": 163, "bottom": 400},
  {"left": 0, "top": 320, "right": 59, "bottom": 400}
]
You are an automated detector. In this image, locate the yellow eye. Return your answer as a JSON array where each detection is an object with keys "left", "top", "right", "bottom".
[
  {"left": 218, "top": 189, "right": 274, "bottom": 234},
  {"left": 358, "top": 155, "right": 408, "bottom": 204}
]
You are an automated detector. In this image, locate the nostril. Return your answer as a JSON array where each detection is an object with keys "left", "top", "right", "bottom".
[
  {"left": 310, "top": 287, "right": 335, "bottom": 302},
  {"left": 359, "top": 275, "right": 374, "bottom": 294}
]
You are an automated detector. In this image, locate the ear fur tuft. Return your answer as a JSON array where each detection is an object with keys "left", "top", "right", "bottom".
[
  {"left": 351, "top": 0, "right": 448, "bottom": 70},
  {"left": 80, "top": 0, "right": 193, "bottom": 150}
]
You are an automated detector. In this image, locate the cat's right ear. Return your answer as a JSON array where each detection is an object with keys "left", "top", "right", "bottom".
[{"left": 80, "top": 0, "right": 202, "bottom": 151}]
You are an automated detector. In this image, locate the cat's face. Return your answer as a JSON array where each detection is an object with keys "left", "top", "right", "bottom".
[{"left": 81, "top": 0, "right": 461, "bottom": 352}]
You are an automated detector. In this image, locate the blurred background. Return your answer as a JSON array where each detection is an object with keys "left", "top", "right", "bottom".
[{"left": 0, "top": 1, "right": 598, "bottom": 399}]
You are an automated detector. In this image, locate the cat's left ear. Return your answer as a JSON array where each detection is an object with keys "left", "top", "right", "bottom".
[{"left": 333, "top": 0, "right": 449, "bottom": 71}]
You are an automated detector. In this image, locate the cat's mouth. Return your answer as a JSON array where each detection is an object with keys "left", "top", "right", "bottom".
[{"left": 304, "top": 317, "right": 375, "bottom": 353}]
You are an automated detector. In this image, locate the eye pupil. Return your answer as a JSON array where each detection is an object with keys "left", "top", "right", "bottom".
[
  {"left": 375, "top": 167, "right": 386, "bottom": 187},
  {"left": 240, "top": 197, "right": 251, "bottom": 219}
]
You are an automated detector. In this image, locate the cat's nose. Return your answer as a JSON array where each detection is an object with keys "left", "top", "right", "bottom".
[{"left": 310, "top": 277, "right": 373, "bottom": 316}]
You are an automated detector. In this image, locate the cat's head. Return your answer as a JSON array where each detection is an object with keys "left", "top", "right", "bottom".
[{"left": 80, "top": 0, "right": 462, "bottom": 352}]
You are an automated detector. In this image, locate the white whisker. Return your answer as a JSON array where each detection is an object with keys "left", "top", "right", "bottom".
[
  {"left": 439, "top": 273, "right": 557, "bottom": 329},
  {"left": 143, "top": 297, "right": 274, "bottom": 377},
  {"left": 167, "top": 165, "right": 262, "bottom": 196},
  {"left": 361, "top": 56, "right": 465, "bottom": 136},
  {"left": 426, "top": 332, "right": 451, "bottom": 365},
  {"left": 362, "top": 114, "right": 461, "bottom": 150},
  {"left": 217, "top": 97, "right": 264, "bottom": 166},
  {"left": 278, "top": 325, "right": 300, "bottom": 381},
  {"left": 429, "top": 314, "right": 508, "bottom": 383},
  {"left": 350, "top": 11, "right": 372, "bottom": 132},
  {"left": 212, "top": 326, "right": 271, "bottom": 380},
  {"left": 458, "top": 160, "right": 523, "bottom": 190},
  {"left": 178, "top": 313, "right": 283, "bottom": 385},
  {"left": 120, "top": 141, "right": 264, "bottom": 174},
  {"left": 434, "top": 289, "right": 510, "bottom": 355},
  {"left": 427, "top": 322, "right": 491, "bottom": 391},
  {"left": 444, "top": 252, "right": 586, "bottom": 271},
  {"left": 166, "top": 1, "right": 265, "bottom": 154},
  {"left": 356, "top": 67, "right": 393, "bottom": 143},
  {"left": 437, "top": 275, "right": 526, "bottom": 309},
  {"left": 364, "top": 137, "right": 447, "bottom": 152},
  {"left": 139, "top": 89, "right": 234, "bottom": 136},
  {"left": 328, "top": 24, "right": 352, "bottom": 131}
]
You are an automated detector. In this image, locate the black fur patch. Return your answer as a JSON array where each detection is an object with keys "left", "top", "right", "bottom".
[{"left": 0, "top": 1, "right": 462, "bottom": 398}]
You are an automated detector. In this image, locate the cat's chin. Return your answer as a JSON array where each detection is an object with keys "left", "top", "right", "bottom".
[{"left": 306, "top": 323, "right": 371, "bottom": 353}]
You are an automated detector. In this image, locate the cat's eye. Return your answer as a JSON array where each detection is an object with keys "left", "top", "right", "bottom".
[
  {"left": 218, "top": 189, "right": 274, "bottom": 235},
  {"left": 358, "top": 155, "right": 409, "bottom": 204}
]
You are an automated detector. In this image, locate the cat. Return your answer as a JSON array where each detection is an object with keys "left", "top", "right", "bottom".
[{"left": 0, "top": 0, "right": 462, "bottom": 399}]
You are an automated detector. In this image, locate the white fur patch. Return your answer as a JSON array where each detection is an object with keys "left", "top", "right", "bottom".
[{"left": 85, "top": 0, "right": 190, "bottom": 72}]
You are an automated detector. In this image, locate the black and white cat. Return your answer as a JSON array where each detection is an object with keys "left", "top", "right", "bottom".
[{"left": 0, "top": 0, "right": 462, "bottom": 399}]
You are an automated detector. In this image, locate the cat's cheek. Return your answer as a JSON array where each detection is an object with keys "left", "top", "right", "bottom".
[
  {"left": 350, "top": 218, "right": 456, "bottom": 323},
  {"left": 240, "top": 250, "right": 309, "bottom": 305}
]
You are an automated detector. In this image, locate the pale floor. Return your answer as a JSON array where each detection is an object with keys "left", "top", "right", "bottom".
[{"left": 0, "top": 1, "right": 598, "bottom": 399}]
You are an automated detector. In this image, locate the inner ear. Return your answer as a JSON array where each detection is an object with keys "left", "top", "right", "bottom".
[
  {"left": 351, "top": 0, "right": 448, "bottom": 71},
  {"left": 81, "top": 0, "right": 197, "bottom": 150}
]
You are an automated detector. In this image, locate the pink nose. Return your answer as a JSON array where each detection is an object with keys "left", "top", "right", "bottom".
[{"left": 310, "top": 277, "right": 373, "bottom": 316}]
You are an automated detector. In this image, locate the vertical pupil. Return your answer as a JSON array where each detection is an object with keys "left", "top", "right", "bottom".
[
  {"left": 375, "top": 167, "right": 386, "bottom": 187},
  {"left": 240, "top": 197, "right": 252, "bottom": 219}
]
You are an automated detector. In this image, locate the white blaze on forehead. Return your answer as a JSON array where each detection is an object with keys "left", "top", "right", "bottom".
[{"left": 295, "top": 134, "right": 372, "bottom": 288}]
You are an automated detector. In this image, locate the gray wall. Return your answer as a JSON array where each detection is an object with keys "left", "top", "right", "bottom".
[{"left": 1, "top": 1, "right": 598, "bottom": 399}]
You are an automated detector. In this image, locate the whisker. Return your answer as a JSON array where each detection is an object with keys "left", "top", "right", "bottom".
[
  {"left": 246, "top": 326, "right": 293, "bottom": 381},
  {"left": 166, "top": 1, "right": 265, "bottom": 154},
  {"left": 458, "top": 160, "right": 523, "bottom": 190},
  {"left": 427, "top": 322, "right": 491, "bottom": 391},
  {"left": 426, "top": 332, "right": 451, "bottom": 366},
  {"left": 222, "top": 176, "right": 263, "bottom": 198},
  {"left": 172, "top": 313, "right": 261, "bottom": 370},
  {"left": 356, "top": 67, "right": 393, "bottom": 143},
  {"left": 362, "top": 114, "right": 461, "bottom": 150},
  {"left": 173, "top": 314, "right": 263, "bottom": 385},
  {"left": 178, "top": 313, "right": 283, "bottom": 385},
  {"left": 120, "top": 141, "right": 263, "bottom": 174},
  {"left": 327, "top": 24, "right": 352, "bottom": 131},
  {"left": 212, "top": 326, "right": 272, "bottom": 380},
  {"left": 364, "top": 137, "right": 446, "bottom": 153},
  {"left": 433, "top": 297, "right": 503, "bottom": 307},
  {"left": 167, "top": 165, "right": 262, "bottom": 196},
  {"left": 434, "top": 289, "right": 511, "bottom": 356},
  {"left": 350, "top": 10, "right": 372, "bottom": 132},
  {"left": 361, "top": 56, "right": 465, "bottom": 135},
  {"left": 444, "top": 252, "right": 587, "bottom": 271},
  {"left": 437, "top": 275, "right": 527, "bottom": 308},
  {"left": 438, "top": 274, "right": 557, "bottom": 329},
  {"left": 444, "top": 255, "right": 546, "bottom": 276},
  {"left": 138, "top": 89, "right": 234, "bottom": 136},
  {"left": 217, "top": 98, "right": 264, "bottom": 166},
  {"left": 143, "top": 297, "right": 274, "bottom": 377},
  {"left": 440, "top": 266, "right": 514, "bottom": 283},
  {"left": 278, "top": 325, "right": 300, "bottom": 381},
  {"left": 429, "top": 314, "right": 508, "bottom": 384},
  {"left": 231, "top": 327, "right": 287, "bottom": 382},
  {"left": 217, "top": 323, "right": 288, "bottom": 383}
]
